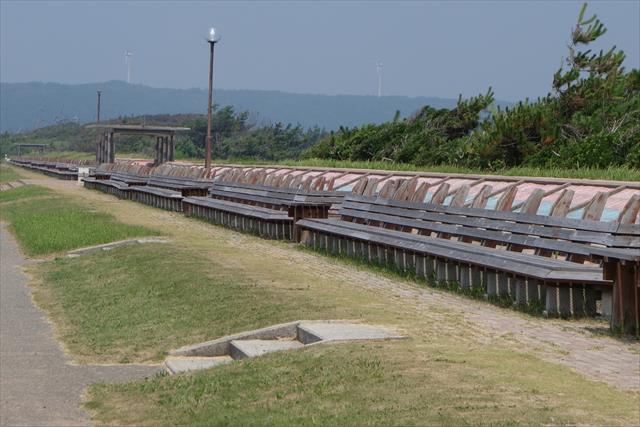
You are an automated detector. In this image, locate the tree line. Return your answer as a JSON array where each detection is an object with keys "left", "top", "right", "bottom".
[{"left": 305, "top": 3, "right": 639, "bottom": 169}]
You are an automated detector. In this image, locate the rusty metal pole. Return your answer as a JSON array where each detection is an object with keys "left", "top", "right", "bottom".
[
  {"left": 95, "top": 90, "right": 102, "bottom": 164},
  {"left": 205, "top": 40, "right": 216, "bottom": 169},
  {"left": 96, "top": 90, "right": 102, "bottom": 123}
]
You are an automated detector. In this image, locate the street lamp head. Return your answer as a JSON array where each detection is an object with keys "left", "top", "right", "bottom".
[{"left": 207, "top": 27, "right": 220, "bottom": 43}]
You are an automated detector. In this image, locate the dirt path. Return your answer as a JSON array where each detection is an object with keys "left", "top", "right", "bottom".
[
  {"left": 0, "top": 223, "right": 161, "bottom": 427},
  {"left": 17, "top": 174, "right": 640, "bottom": 392}
]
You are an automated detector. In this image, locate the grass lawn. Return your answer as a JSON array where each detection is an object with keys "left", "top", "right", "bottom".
[
  {"left": 87, "top": 343, "right": 637, "bottom": 427},
  {"left": 33, "top": 244, "right": 348, "bottom": 363},
  {"left": 0, "top": 162, "right": 25, "bottom": 183},
  {"left": 0, "top": 185, "right": 52, "bottom": 202},
  {"left": 32, "top": 241, "right": 639, "bottom": 426},
  {"left": 0, "top": 187, "right": 157, "bottom": 255},
  {"left": 16, "top": 175, "right": 639, "bottom": 426}
]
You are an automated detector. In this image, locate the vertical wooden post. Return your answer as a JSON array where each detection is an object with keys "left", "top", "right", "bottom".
[
  {"left": 611, "top": 262, "right": 639, "bottom": 335},
  {"left": 495, "top": 186, "right": 518, "bottom": 211},
  {"left": 508, "top": 189, "right": 544, "bottom": 252},
  {"left": 154, "top": 137, "right": 160, "bottom": 165},
  {"left": 470, "top": 185, "right": 493, "bottom": 209},
  {"left": 536, "top": 189, "right": 574, "bottom": 257},
  {"left": 430, "top": 183, "right": 450, "bottom": 205},
  {"left": 169, "top": 134, "right": 175, "bottom": 161},
  {"left": 109, "top": 132, "right": 115, "bottom": 163},
  {"left": 449, "top": 184, "right": 470, "bottom": 207},
  {"left": 617, "top": 195, "right": 640, "bottom": 224}
]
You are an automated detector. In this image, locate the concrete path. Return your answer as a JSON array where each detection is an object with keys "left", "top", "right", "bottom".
[{"left": 0, "top": 224, "right": 161, "bottom": 427}]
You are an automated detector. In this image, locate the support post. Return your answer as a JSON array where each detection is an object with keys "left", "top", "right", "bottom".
[
  {"left": 610, "top": 261, "right": 639, "bottom": 335},
  {"left": 155, "top": 137, "right": 160, "bottom": 165},
  {"left": 109, "top": 132, "right": 115, "bottom": 163}
]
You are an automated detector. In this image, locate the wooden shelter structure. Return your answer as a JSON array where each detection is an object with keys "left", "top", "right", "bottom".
[
  {"left": 86, "top": 124, "right": 189, "bottom": 165},
  {"left": 16, "top": 143, "right": 48, "bottom": 156}
]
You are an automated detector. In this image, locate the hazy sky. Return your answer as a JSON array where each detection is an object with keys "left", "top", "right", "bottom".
[{"left": 1, "top": 1, "right": 638, "bottom": 101}]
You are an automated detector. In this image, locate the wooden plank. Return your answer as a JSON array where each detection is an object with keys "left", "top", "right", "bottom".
[
  {"left": 334, "top": 173, "right": 370, "bottom": 190},
  {"left": 399, "top": 177, "right": 419, "bottom": 201},
  {"left": 341, "top": 197, "right": 631, "bottom": 247},
  {"left": 470, "top": 184, "right": 493, "bottom": 209},
  {"left": 512, "top": 183, "right": 570, "bottom": 211},
  {"left": 536, "top": 189, "right": 574, "bottom": 257},
  {"left": 378, "top": 179, "right": 397, "bottom": 199},
  {"left": 519, "top": 188, "right": 545, "bottom": 215},
  {"left": 430, "top": 183, "right": 450, "bottom": 205},
  {"left": 549, "top": 189, "right": 575, "bottom": 217},
  {"left": 411, "top": 182, "right": 430, "bottom": 203},
  {"left": 363, "top": 178, "right": 380, "bottom": 197},
  {"left": 581, "top": 191, "right": 608, "bottom": 221},
  {"left": 618, "top": 194, "right": 640, "bottom": 225},
  {"left": 297, "top": 219, "right": 607, "bottom": 284},
  {"left": 338, "top": 206, "right": 640, "bottom": 261},
  {"left": 449, "top": 184, "right": 470, "bottom": 207},
  {"left": 496, "top": 185, "right": 518, "bottom": 211}
]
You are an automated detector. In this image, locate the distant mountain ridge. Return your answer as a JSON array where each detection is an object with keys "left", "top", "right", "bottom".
[{"left": 0, "top": 81, "right": 510, "bottom": 133}]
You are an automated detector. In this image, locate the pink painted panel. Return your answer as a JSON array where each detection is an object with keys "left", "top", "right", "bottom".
[
  {"left": 334, "top": 173, "right": 365, "bottom": 187},
  {"left": 444, "top": 179, "right": 476, "bottom": 192},
  {"left": 513, "top": 183, "right": 561, "bottom": 203},
  {"left": 569, "top": 185, "right": 611, "bottom": 206},
  {"left": 467, "top": 180, "right": 512, "bottom": 198},
  {"left": 606, "top": 189, "right": 640, "bottom": 211}
]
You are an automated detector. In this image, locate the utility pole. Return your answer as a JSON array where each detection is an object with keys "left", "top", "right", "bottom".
[
  {"left": 96, "top": 90, "right": 102, "bottom": 123},
  {"left": 377, "top": 61, "right": 383, "bottom": 98}
]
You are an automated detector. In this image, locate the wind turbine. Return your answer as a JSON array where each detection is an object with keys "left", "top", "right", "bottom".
[
  {"left": 376, "top": 61, "right": 383, "bottom": 98},
  {"left": 124, "top": 50, "right": 133, "bottom": 83}
]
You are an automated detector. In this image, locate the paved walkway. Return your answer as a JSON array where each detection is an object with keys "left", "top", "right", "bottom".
[{"left": 0, "top": 224, "right": 161, "bottom": 427}]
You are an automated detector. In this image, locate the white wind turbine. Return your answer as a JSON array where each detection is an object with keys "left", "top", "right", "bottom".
[
  {"left": 376, "top": 61, "right": 383, "bottom": 98},
  {"left": 124, "top": 50, "right": 133, "bottom": 83}
]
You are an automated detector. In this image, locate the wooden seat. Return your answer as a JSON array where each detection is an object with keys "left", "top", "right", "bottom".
[
  {"left": 83, "top": 177, "right": 130, "bottom": 199},
  {"left": 13, "top": 159, "right": 79, "bottom": 180},
  {"left": 184, "top": 196, "right": 293, "bottom": 240},
  {"left": 109, "top": 172, "right": 149, "bottom": 186},
  {"left": 147, "top": 175, "right": 213, "bottom": 197},
  {"left": 182, "top": 181, "right": 340, "bottom": 240},
  {"left": 128, "top": 185, "right": 183, "bottom": 212},
  {"left": 297, "top": 194, "right": 640, "bottom": 321}
]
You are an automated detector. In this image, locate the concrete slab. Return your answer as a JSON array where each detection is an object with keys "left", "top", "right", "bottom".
[
  {"left": 230, "top": 339, "right": 304, "bottom": 359},
  {"left": 170, "top": 321, "right": 300, "bottom": 357},
  {"left": 67, "top": 237, "right": 168, "bottom": 257},
  {"left": 164, "top": 356, "right": 233, "bottom": 374},
  {"left": 298, "top": 322, "right": 404, "bottom": 343}
]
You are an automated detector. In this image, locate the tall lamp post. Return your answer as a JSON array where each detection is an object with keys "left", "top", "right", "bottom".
[{"left": 205, "top": 27, "right": 220, "bottom": 169}]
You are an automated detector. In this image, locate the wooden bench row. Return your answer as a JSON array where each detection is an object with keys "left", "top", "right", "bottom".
[
  {"left": 82, "top": 170, "right": 640, "bottom": 332},
  {"left": 84, "top": 175, "right": 339, "bottom": 240},
  {"left": 183, "top": 182, "right": 342, "bottom": 240},
  {"left": 297, "top": 195, "right": 640, "bottom": 330},
  {"left": 83, "top": 177, "right": 183, "bottom": 211},
  {"left": 9, "top": 159, "right": 80, "bottom": 180}
]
